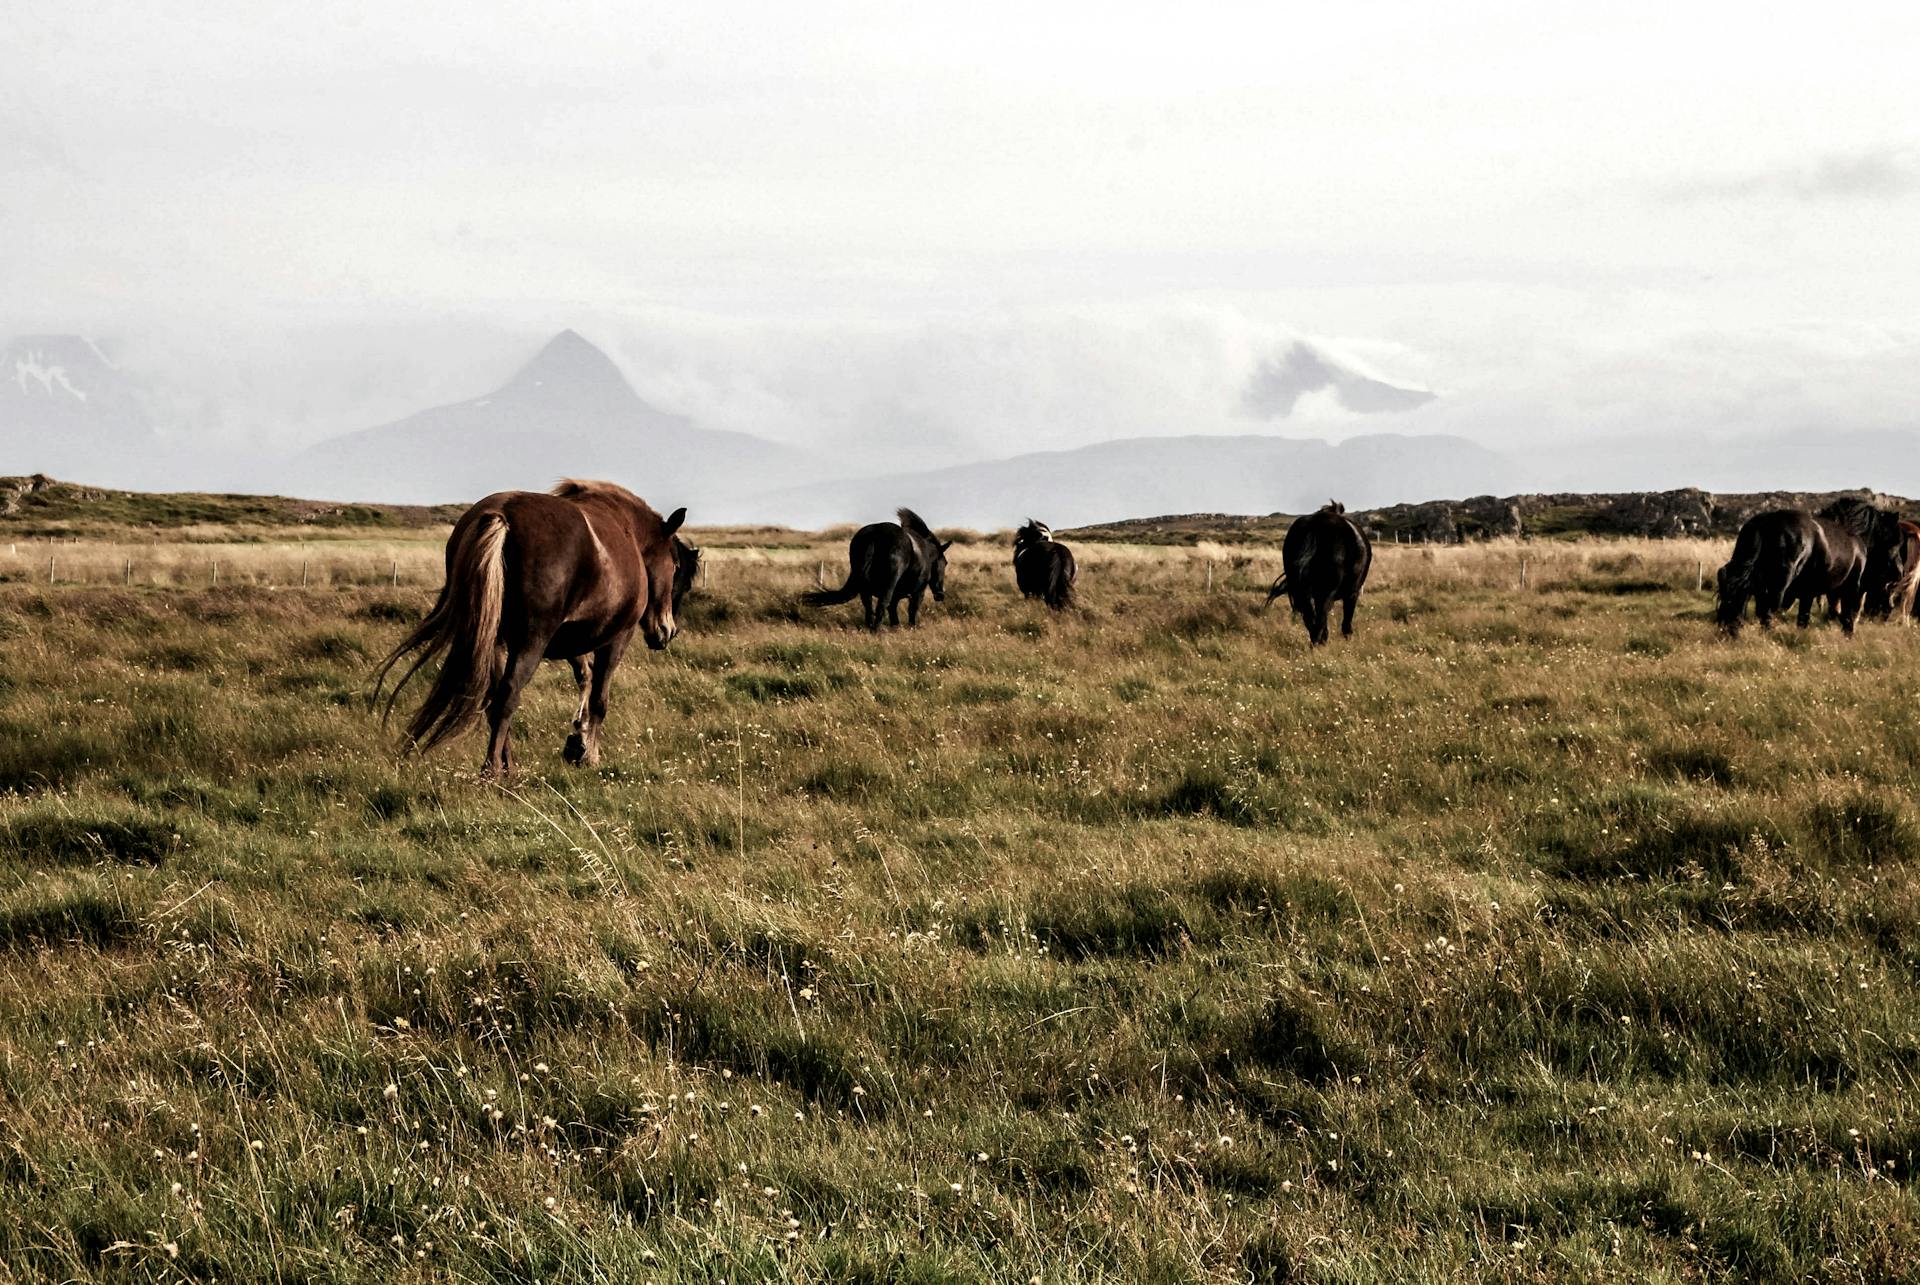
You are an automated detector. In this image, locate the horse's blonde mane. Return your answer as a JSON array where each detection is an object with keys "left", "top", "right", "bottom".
[{"left": 551, "top": 478, "right": 643, "bottom": 504}]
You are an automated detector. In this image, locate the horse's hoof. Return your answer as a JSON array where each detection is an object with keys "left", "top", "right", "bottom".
[{"left": 563, "top": 734, "right": 593, "bottom": 767}]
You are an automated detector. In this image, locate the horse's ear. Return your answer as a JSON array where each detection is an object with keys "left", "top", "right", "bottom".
[
  {"left": 662, "top": 507, "right": 687, "bottom": 537},
  {"left": 940, "top": 540, "right": 953, "bottom": 553}
]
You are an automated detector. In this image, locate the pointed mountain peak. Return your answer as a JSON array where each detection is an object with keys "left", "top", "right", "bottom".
[{"left": 499, "top": 329, "right": 636, "bottom": 402}]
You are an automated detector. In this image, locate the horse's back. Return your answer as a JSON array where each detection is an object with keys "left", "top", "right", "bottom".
[{"left": 1284, "top": 508, "right": 1369, "bottom": 593}]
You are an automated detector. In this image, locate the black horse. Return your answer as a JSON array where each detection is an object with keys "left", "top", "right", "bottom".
[
  {"left": 804, "top": 508, "right": 951, "bottom": 630},
  {"left": 1819, "top": 497, "right": 1910, "bottom": 619},
  {"left": 1715, "top": 508, "right": 1865, "bottom": 636},
  {"left": 1264, "top": 500, "right": 1372, "bottom": 645},
  {"left": 1013, "top": 519, "right": 1076, "bottom": 610}
]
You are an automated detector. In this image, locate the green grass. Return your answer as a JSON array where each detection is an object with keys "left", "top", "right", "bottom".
[{"left": 0, "top": 539, "right": 1917, "bottom": 1282}]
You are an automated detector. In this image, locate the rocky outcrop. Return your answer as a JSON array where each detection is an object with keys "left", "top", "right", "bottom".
[{"left": 0, "top": 474, "right": 57, "bottom": 516}]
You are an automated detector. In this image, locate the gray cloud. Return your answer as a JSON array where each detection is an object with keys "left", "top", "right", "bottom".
[
  {"left": 1239, "top": 343, "right": 1436, "bottom": 419},
  {"left": 1671, "top": 145, "right": 1920, "bottom": 202}
]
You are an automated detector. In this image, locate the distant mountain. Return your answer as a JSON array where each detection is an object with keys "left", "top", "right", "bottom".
[
  {"left": 293, "top": 330, "right": 829, "bottom": 517},
  {"left": 745, "top": 431, "right": 1516, "bottom": 529},
  {"left": 0, "top": 335, "right": 158, "bottom": 480}
]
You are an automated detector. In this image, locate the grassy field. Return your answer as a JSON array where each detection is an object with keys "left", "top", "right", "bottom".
[{"left": 1, "top": 530, "right": 1917, "bottom": 1283}]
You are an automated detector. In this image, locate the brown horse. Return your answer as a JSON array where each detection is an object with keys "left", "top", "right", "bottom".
[
  {"left": 1895, "top": 520, "right": 1920, "bottom": 623},
  {"left": 375, "top": 480, "right": 688, "bottom": 776}
]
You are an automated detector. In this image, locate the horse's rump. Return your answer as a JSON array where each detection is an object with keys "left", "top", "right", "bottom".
[{"left": 374, "top": 508, "right": 509, "bottom": 751}]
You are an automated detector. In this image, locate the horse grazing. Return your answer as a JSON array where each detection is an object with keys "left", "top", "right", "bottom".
[
  {"left": 1264, "top": 500, "right": 1373, "bottom": 646},
  {"left": 1012, "top": 519, "right": 1076, "bottom": 610},
  {"left": 1714, "top": 507, "right": 1864, "bottom": 636},
  {"left": 374, "top": 480, "right": 690, "bottom": 777},
  {"left": 803, "top": 508, "right": 951, "bottom": 630},
  {"left": 1821, "top": 497, "right": 1916, "bottom": 620}
]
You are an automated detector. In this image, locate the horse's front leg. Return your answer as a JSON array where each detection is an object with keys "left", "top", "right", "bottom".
[
  {"left": 907, "top": 588, "right": 924, "bottom": 626},
  {"left": 563, "top": 655, "right": 594, "bottom": 766},
  {"left": 566, "top": 637, "right": 628, "bottom": 766}
]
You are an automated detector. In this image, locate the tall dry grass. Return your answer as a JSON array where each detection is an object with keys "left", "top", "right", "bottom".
[{"left": 0, "top": 529, "right": 1914, "bottom": 1282}]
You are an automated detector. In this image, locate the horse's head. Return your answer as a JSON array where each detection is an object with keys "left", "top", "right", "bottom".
[
  {"left": 930, "top": 539, "right": 953, "bottom": 601},
  {"left": 671, "top": 536, "right": 702, "bottom": 610},
  {"left": 641, "top": 507, "right": 688, "bottom": 649}
]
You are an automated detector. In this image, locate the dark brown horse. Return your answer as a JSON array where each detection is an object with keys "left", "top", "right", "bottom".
[
  {"left": 1715, "top": 508, "right": 1864, "bottom": 636},
  {"left": 1819, "top": 497, "right": 1911, "bottom": 619},
  {"left": 803, "top": 508, "right": 949, "bottom": 630},
  {"left": 1265, "top": 500, "right": 1372, "bottom": 645},
  {"left": 1013, "top": 519, "right": 1076, "bottom": 610},
  {"left": 375, "top": 480, "right": 689, "bottom": 776}
]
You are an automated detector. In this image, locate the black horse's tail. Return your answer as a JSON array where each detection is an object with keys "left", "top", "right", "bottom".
[
  {"left": 802, "top": 580, "right": 860, "bottom": 608},
  {"left": 373, "top": 511, "right": 509, "bottom": 752},
  {"left": 1715, "top": 525, "right": 1761, "bottom": 636},
  {"left": 804, "top": 542, "right": 869, "bottom": 608},
  {"left": 1268, "top": 519, "right": 1320, "bottom": 612},
  {"left": 1048, "top": 548, "right": 1077, "bottom": 610}
]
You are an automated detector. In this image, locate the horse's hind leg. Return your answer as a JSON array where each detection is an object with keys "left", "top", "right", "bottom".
[
  {"left": 483, "top": 646, "right": 544, "bottom": 778},
  {"left": 860, "top": 593, "right": 877, "bottom": 630},
  {"left": 1339, "top": 592, "right": 1359, "bottom": 638},
  {"left": 1303, "top": 596, "right": 1328, "bottom": 646},
  {"left": 907, "top": 588, "right": 924, "bottom": 627},
  {"left": 1840, "top": 586, "right": 1863, "bottom": 636},
  {"left": 1796, "top": 593, "right": 1814, "bottom": 629},
  {"left": 563, "top": 655, "right": 594, "bottom": 766}
]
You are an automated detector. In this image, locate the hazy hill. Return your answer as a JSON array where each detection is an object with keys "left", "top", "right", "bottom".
[
  {"left": 292, "top": 330, "right": 829, "bottom": 519},
  {"left": 746, "top": 431, "right": 1516, "bottom": 529}
]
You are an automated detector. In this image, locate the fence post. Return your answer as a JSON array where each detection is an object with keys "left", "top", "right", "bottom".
[
  {"left": 391, "top": 560, "right": 399, "bottom": 586},
  {"left": 1519, "top": 558, "right": 1528, "bottom": 590},
  {"left": 124, "top": 560, "right": 132, "bottom": 586},
  {"left": 1696, "top": 560, "right": 1704, "bottom": 592},
  {"left": 816, "top": 562, "right": 825, "bottom": 589},
  {"left": 301, "top": 560, "right": 309, "bottom": 587},
  {"left": 211, "top": 562, "right": 218, "bottom": 588},
  {"left": 47, "top": 557, "right": 55, "bottom": 584},
  {"left": 1205, "top": 560, "right": 1214, "bottom": 593}
]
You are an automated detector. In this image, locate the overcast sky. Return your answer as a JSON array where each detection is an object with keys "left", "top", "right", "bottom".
[{"left": 5, "top": 1, "right": 1917, "bottom": 457}]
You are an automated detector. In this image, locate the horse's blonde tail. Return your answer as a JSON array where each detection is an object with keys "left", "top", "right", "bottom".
[
  {"left": 373, "top": 512, "right": 509, "bottom": 753},
  {"left": 1894, "top": 559, "right": 1920, "bottom": 625}
]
